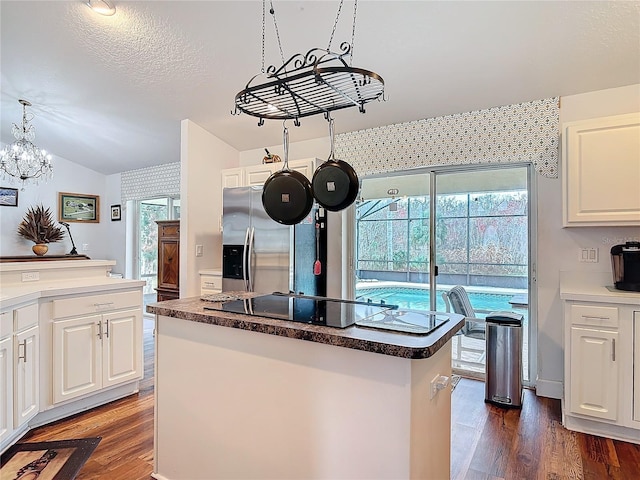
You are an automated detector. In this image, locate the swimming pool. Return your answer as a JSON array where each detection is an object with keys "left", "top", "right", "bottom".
[{"left": 356, "top": 286, "right": 515, "bottom": 313}]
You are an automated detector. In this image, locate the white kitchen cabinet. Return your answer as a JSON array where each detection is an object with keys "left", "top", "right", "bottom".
[
  {"left": 0, "top": 333, "right": 12, "bottom": 444},
  {"left": 634, "top": 312, "right": 640, "bottom": 423},
  {"left": 0, "top": 303, "right": 39, "bottom": 452},
  {"left": 14, "top": 324, "right": 39, "bottom": 429},
  {"left": 563, "top": 297, "right": 639, "bottom": 443},
  {"left": 562, "top": 112, "right": 640, "bottom": 226},
  {"left": 245, "top": 163, "right": 278, "bottom": 186},
  {"left": 569, "top": 326, "right": 618, "bottom": 420},
  {"left": 222, "top": 158, "right": 316, "bottom": 188},
  {"left": 199, "top": 269, "right": 222, "bottom": 295},
  {"left": 221, "top": 168, "right": 244, "bottom": 189},
  {"left": 52, "top": 315, "right": 102, "bottom": 401},
  {"left": 52, "top": 290, "right": 142, "bottom": 404},
  {"left": 220, "top": 158, "right": 317, "bottom": 231}
]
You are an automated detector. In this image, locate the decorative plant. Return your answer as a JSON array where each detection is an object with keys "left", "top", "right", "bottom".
[{"left": 17, "top": 204, "right": 64, "bottom": 244}]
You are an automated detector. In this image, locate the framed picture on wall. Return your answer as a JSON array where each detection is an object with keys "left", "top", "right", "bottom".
[
  {"left": 111, "top": 204, "right": 121, "bottom": 221},
  {"left": 58, "top": 192, "right": 100, "bottom": 223},
  {"left": 0, "top": 187, "right": 18, "bottom": 207}
]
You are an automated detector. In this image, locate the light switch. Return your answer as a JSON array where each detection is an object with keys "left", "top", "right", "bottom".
[
  {"left": 579, "top": 247, "right": 598, "bottom": 263},
  {"left": 196, "top": 244, "right": 203, "bottom": 257}
]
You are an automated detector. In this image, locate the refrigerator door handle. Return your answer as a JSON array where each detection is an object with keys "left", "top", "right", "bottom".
[
  {"left": 247, "top": 227, "right": 255, "bottom": 292},
  {"left": 242, "top": 227, "right": 250, "bottom": 291}
]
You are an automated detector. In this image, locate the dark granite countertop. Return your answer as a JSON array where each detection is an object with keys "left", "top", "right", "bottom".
[{"left": 147, "top": 295, "right": 465, "bottom": 359}]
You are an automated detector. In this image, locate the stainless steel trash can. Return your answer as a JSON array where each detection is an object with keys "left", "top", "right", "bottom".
[{"left": 485, "top": 311, "right": 524, "bottom": 408}]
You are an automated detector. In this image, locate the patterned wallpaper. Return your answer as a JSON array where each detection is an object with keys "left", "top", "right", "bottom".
[
  {"left": 121, "top": 97, "right": 558, "bottom": 200},
  {"left": 334, "top": 97, "right": 559, "bottom": 178},
  {"left": 121, "top": 162, "right": 180, "bottom": 203}
]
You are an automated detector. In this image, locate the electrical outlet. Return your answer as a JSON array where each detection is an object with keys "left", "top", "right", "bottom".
[
  {"left": 22, "top": 271, "right": 40, "bottom": 282},
  {"left": 430, "top": 374, "right": 450, "bottom": 399},
  {"left": 82, "top": 243, "right": 90, "bottom": 251}
]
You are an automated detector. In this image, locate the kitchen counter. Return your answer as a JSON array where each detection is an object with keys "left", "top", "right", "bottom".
[
  {"left": 150, "top": 296, "right": 464, "bottom": 480},
  {"left": 146, "top": 295, "right": 464, "bottom": 359},
  {"left": 0, "top": 259, "right": 145, "bottom": 310},
  {"left": 559, "top": 271, "right": 640, "bottom": 304}
]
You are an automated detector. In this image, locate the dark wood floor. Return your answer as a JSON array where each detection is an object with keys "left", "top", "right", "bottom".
[{"left": 16, "top": 318, "right": 640, "bottom": 479}]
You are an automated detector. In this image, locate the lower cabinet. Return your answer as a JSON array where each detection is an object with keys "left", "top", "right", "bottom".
[
  {"left": 0, "top": 303, "right": 39, "bottom": 450},
  {"left": 14, "top": 324, "right": 39, "bottom": 429},
  {"left": 569, "top": 326, "right": 618, "bottom": 420},
  {"left": 634, "top": 312, "right": 640, "bottom": 423},
  {"left": 53, "top": 308, "right": 142, "bottom": 404},
  {"left": 0, "top": 335, "right": 12, "bottom": 444},
  {"left": 563, "top": 300, "right": 639, "bottom": 443}
]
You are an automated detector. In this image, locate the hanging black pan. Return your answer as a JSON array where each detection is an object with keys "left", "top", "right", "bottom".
[
  {"left": 311, "top": 117, "right": 359, "bottom": 211},
  {"left": 262, "top": 125, "right": 314, "bottom": 225}
]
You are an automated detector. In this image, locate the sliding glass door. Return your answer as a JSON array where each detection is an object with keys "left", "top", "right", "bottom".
[
  {"left": 355, "top": 165, "right": 533, "bottom": 384},
  {"left": 433, "top": 167, "right": 530, "bottom": 380}
]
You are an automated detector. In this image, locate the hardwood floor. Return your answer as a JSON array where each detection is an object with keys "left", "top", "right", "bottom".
[
  {"left": 15, "top": 318, "right": 640, "bottom": 479},
  {"left": 451, "top": 379, "right": 640, "bottom": 480}
]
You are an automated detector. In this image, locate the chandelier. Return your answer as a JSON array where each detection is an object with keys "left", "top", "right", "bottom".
[{"left": 1, "top": 99, "right": 53, "bottom": 189}]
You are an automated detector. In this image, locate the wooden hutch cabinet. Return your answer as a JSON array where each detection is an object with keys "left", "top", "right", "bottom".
[{"left": 156, "top": 220, "right": 180, "bottom": 301}]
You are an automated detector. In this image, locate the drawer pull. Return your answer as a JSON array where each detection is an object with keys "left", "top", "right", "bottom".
[
  {"left": 17, "top": 340, "right": 27, "bottom": 362},
  {"left": 582, "top": 315, "right": 609, "bottom": 321},
  {"left": 612, "top": 338, "right": 616, "bottom": 362},
  {"left": 94, "top": 302, "right": 115, "bottom": 310},
  {"left": 97, "top": 321, "right": 103, "bottom": 340},
  {"left": 105, "top": 319, "right": 110, "bottom": 338}
]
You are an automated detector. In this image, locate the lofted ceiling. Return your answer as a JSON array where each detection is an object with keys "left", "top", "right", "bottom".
[{"left": 1, "top": 1, "right": 639, "bottom": 175}]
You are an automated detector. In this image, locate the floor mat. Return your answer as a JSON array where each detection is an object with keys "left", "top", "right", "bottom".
[{"left": 1, "top": 437, "right": 100, "bottom": 480}]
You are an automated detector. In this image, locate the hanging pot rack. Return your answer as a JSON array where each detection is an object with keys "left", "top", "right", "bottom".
[{"left": 232, "top": 41, "right": 384, "bottom": 125}]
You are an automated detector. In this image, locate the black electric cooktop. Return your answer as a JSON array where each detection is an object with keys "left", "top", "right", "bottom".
[{"left": 204, "top": 292, "right": 397, "bottom": 328}]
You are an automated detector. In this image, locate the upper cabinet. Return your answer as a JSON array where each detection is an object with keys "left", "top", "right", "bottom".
[
  {"left": 222, "top": 158, "right": 317, "bottom": 189},
  {"left": 562, "top": 112, "right": 640, "bottom": 227}
]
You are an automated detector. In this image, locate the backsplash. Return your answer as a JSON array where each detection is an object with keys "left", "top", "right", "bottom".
[{"left": 335, "top": 97, "right": 559, "bottom": 178}]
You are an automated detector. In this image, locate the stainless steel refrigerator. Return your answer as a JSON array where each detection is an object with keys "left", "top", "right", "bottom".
[{"left": 221, "top": 186, "right": 326, "bottom": 295}]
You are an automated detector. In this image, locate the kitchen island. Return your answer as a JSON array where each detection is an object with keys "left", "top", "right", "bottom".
[{"left": 148, "top": 296, "right": 465, "bottom": 480}]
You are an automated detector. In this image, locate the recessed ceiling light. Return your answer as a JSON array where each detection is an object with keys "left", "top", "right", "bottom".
[{"left": 86, "top": 0, "right": 116, "bottom": 16}]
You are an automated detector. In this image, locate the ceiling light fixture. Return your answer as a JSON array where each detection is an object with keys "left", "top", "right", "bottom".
[
  {"left": 232, "top": 0, "right": 384, "bottom": 126},
  {"left": 0, "top": 99, "right": 53, "bottom": 189},
  {"left": 86, "top": 0, "right": 116, "bottom": 16}
]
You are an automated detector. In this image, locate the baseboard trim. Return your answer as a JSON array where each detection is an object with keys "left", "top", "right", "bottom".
[
  {"left": 31, "top": 382, "right": 140, "bottom": 428},
  {"left": 535, "top": 378, "right": 563, "bottom": 399}
]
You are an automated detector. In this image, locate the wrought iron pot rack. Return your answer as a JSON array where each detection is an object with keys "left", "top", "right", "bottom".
[{"left": 232, "top": 42, "right": 384, "bottom": 126}]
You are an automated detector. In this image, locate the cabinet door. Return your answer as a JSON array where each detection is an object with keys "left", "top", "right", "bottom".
[
  {"left": 222, "top": 168, "right": 244, "bottom": 189},
  {"left": 570, "top": 326, "right": 618, "bottom": 420},
  {"left": 0, "top": 336, "right": 13, "bottom": 443},
  {"left": 563, "top": 113, "right": 640, "bottom": 226},
  {"left": 245, "top": 164, "right": 276, "bottom": 186},
  {"left": 102, "top": 309, "right": 142, "bottom": 388},
  {"left": 289, "top": 158, "right": 315, "bottom": 180},
  {"left": 53, "top": 315, "right": 102, "bottom": 404},
  {"left": 158, "top": 237, "right": 179, "bottom": 290},
  {"left": 14, "top": 325, "right": 39, "bottom": 428},
  {"left": 634, "top": 312, "right": 639, "bottom": 423}
]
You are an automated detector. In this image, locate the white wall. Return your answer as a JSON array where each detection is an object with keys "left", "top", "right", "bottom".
[
  {"left": 0, "top": 153, "right": 120, "bottom": 268},
  {"left": 180, "top": 119, "right": 239, "bottom": 297},
  {"left": 535, "top": 84, "right": 640, "bottom": 398},
  {"left": 104, "top": 172, "right": 126, "bottom": 274}
]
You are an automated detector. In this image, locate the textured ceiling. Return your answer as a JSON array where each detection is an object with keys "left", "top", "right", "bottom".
[{"left": 1, "top": 1, "right": 639, "bottom": 175}]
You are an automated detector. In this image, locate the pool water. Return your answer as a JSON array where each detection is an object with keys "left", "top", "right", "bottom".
[{"left": 356, "top": 287, "right": 514, "bottom": 313}]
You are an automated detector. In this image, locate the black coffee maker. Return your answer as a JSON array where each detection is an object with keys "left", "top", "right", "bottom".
[{"left": 610, "top": 241, "right": 640, "bottom": 292}]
